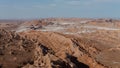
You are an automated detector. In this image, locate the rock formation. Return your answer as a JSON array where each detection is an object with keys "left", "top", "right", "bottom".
[{"left": 0, "top": 29, "right": 109, "bottom": 68}]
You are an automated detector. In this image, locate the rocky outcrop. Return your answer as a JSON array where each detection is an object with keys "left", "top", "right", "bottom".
[
  {"left": 0, "top": 29, "right": 103, "bottom": 68},
  {"left": 0, "top": 29, "right": 119, "bottom": 68}
]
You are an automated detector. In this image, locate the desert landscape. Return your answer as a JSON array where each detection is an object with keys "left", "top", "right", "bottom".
[{"left": 0, "top": 18, "right": 120, "bottom": 68}]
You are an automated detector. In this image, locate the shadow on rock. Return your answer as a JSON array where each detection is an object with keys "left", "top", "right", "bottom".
[{"left": 67, "top": 54, "right": 89, "bottom": 68}]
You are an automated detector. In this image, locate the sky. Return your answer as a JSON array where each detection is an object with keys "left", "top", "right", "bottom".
[{"left": 0, "top": 0, "right": 120, "bottom": 19}]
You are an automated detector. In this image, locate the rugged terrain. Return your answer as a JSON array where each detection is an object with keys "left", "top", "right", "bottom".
[{"left": 0, "top": 18, "right": 120, "bottom": 68}]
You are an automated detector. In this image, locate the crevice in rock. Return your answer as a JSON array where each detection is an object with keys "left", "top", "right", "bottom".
[
  {"left": 52, "top": 60, "right": 71, "bottom": 68},
  {"left": 66, "top": 54, "right": 89, "bottom": 68},
  {"left": 0, "top": 64, "right": 2, "bottom": 68},
  {"left": 39, "top": 43, "right": 55, "bottom": 55}
]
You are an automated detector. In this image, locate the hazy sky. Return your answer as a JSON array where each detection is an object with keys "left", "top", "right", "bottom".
[{"left": 0, "top": 0, "right": 120, "bottom": 19}]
